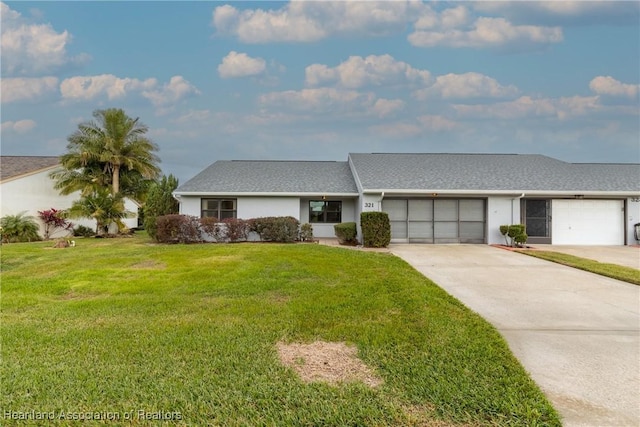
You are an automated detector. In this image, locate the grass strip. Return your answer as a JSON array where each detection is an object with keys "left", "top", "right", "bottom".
[{"left": 516, "top": 250, "right": 640, "bottom": 285}]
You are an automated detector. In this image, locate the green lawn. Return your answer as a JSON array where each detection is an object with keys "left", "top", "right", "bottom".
[
  {"left": 517, "top": 250, "right": 640, "bottom": 285},
  {"left": 1, "top": 235, "right": 560, "bottom": 426}
]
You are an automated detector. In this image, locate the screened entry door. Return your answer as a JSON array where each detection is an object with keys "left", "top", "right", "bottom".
[
  {"left": 383, "top": 199, "right": 486, "bottom": 243},
  {"left": 522, "top": 199, "right": 551, "bottom": 244}
]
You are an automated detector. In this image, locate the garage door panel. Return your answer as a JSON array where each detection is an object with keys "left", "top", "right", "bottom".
[
  {"left": 460, "top": 222, "right": 485, "bottom": 241},
  {"left": 384, "top": 198, "right": 486, "bottom": 243},
  {"left": 460, "top": 199, "right": 485, "bottom": 221},
  {"left": 434, "top": 222, "right": 458, "bottom": 239},
  {"left": 408, "top": 200, "right": 433, "bottom": 221},
  {"left": 408, "top": 221, "right": 433, "bottom": 239},
  {"left": 434, "top": 200, "right": 458, "bottom": 220},
  {"left": 390, "top": 221, "right": 408, "bottom": 239},
  {"left": 552, "top": 200, "right": 624, "bottom": 245},
  {"left": 384, "top": 200, "right": 407, "bottom": 221}
]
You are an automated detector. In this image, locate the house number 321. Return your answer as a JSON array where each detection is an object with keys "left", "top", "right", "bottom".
[{"left": 364, "top": 203, "right": 375, "bottom": 208}]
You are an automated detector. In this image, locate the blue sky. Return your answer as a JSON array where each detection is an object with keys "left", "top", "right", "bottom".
[{"left": 2, "top": 1, "right": 639, "bottom": 183}]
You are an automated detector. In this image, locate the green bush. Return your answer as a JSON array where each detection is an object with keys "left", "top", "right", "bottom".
[
  {"left": 0, "top": 212, "right": 41, "bottom": 243},
  {"left": 334, "top": 222, "right": 357, "bottom": 245},
  {"left": 499, "top": 224, "right": 528, "bottom": 247},
  {"left": 360, "top": 212, "right": 391, "bottom": 248},
  {"left": 222, "top": 218, "right": 249, "bottom": 243},
  {"left": 200, "top": 217, "right": 224, "bottom": 242},
  {"left": 249, "top": 216, "right": 300, "bottom": 243},
  {"left": 156, "top": 214, "right": 201, "bottom": 244},
  {"left": 299, "top": 223, "right": 314, "bottom": 242},
  {"left": 73, "top": 225, "right": 96, "bottom": 237}
]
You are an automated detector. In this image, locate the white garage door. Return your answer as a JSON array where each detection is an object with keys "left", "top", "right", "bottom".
[{"left": 552, "top": 200, "right": 624, "bottom": 245}]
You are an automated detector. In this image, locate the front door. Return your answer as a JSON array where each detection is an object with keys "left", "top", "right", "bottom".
[{"left": 522, "top": 199, "right": 551, "bottom": 244}]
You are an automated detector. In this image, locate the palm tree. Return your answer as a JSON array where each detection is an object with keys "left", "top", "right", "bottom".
[
  {"left": 67, "top": 189, "right": 133, "bottom": 235},
  {"left": 54, "top": 108, "right": 161, "bottom": 200}
]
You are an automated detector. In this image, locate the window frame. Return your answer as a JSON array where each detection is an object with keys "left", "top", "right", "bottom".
[
  {"left": 309, "top": 200, "right": 342, "bottom": 223},
  {"left": 201, "top": 198, "right": 237, "bottom": 220}
]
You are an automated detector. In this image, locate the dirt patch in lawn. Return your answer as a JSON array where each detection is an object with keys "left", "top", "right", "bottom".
[{"left": 276, "top": 341, "right": 383, "bottom": 388}]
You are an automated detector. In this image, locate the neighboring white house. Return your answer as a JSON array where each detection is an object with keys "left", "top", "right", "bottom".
[
  {"left": 0, "top": 156, "right": 139, "bottom": 238},
  {"left": 174, "top": 153, "right": 640, "bottom": 246}
]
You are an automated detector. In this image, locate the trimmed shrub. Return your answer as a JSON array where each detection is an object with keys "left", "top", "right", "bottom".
[
  {"left": 499, "top": 224, "right": 528, "bottom": 247},
  {"left": 200, "top": 217, "right": 224, "bottom": 242},
  {"left": 249, "top": 216, "right": 300, "bottom": 243},
  {"left": 299, "top": 223, "right": 314, "bottom": 242},
  {"left": 0, "top": 212, "right": 41, "bottom": 243},
  {"left": 73, "top": 225, "right": 96, "bottom": 238},
  {"left": 222, "top": 218, "right": 249, "bottom": 243},
  {"left": 334, "top": 222, "right": 357, "bottom": 245},
  {"left": 156, "top": 214, "right": 201, "bottom": 244},
  {"left": 360, "top": 212, "right": 391, "bottom": 248}
]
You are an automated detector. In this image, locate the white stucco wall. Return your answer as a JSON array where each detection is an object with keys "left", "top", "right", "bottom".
[
  {"left": 626, "top": 197, "right": 640, "bottom": 244},
  {"left": 178, "top": 196, "right": 200, "bottom": 216},
  {"left": 238, "top": 197, "right": 300, "bottom": 219},
  {"left": 0, "top": 169, "right": 139, "bottom": 238},
  {"left": 486, "top": 197, "right": 519, "bottom": 245}
]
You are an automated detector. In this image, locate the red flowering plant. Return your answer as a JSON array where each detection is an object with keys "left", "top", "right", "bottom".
[{"left": 37, "top": 208, "right": 73, "bottom": 240}]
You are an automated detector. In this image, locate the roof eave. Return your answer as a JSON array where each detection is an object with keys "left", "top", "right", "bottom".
[
  {"left": 362, "top": 189, "right": 640, "bottom": 197},
  {"left": 173, "top": 191, "right": 360, "bottom": 198},
  {"left": 0, "top": 164, "right": 61, "bottom": 184}
]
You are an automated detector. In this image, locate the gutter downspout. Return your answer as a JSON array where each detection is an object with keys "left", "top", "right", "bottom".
[
  {"left": 512, "top": 193, "right": 525, "bottom": 224},
  {"left": 379, "top": 192, "right": 385, "bottom": 210}
]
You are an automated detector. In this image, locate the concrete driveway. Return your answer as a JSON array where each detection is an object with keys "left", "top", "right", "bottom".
[{"left": 390, "top": 245, "right": 640, "bottom": 427}]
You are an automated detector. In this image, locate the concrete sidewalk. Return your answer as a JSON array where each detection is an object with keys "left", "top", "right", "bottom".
[
  {"left": 529, "top": 245, "right": 640, "bottom": 270},
  {"left": 390, "top": 245, "right": 640, "bottom": 427}
]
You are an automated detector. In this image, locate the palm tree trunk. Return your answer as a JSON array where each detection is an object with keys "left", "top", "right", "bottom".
[{"left": 112, "top": 164, "right": 120, "bottom": 195}]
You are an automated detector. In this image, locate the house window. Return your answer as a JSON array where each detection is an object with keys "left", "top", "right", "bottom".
[
  {"left": 309, "top": 200, "right": 342, "bottom": 223},
  {"left": 201, "top": 199, "right": 237, "bottom": 220}
]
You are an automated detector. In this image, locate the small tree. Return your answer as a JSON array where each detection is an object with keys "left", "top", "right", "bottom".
[
  {"left": 143, "top": 174, "right": 180, "bottom": 240},
  {"left": 68, "top": 189, "right": 133, "bottom": 235},
  {"left": 0, "top": 212, "right": 41, "bottom": 243},
  {"left": 499, "top": 224, "right": 528, "bottom": 247},
  {"left": 38, "top": 208, "right": 73, "bottom": 240}
]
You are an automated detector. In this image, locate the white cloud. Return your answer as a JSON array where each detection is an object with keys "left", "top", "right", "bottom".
[
  {"left": 414, "top": 72, "right": 519, "bottom": 100},
  {"left": 60, "top": 74, "right": 157, "bottom": 102},
  {"left": 453, "top": 95, "right": 600, "bottom": 120},
  {"left": 1, "top": 119, "right": 37, "bottom": 134},
  {"left": 142, "top": 76, "right": 200, "bottom": 107},
  {"left": 305, "top": 54, "right": 431, "bottom": 89},
  {"left": 473, "top": 1, "right": 640, "bottom": 26},
  {"left": 1, "top": 76, "right": 58, "bottom": 103},
  {"left": 409, "top": 16, "right": 562, "bottom": 50},
  {"left": 369, "top": 114, "right": 458, "bottom": 137},
  {"left": 417, "top": 115, "right": 457, "bottom": 131},
  {"left": 259, "top": 88, "right": 375, "bottom": 114},
  {"left": 173, "top": 109, "right": 212, "bottom": 124},
  {"left": 0, "top": 2, "right": 89, "bottom": 76},
  {"left": 369, "top": 122, "right": 423, "bottom": 138},
  {"left": 371, "top": 99, "right": 405, "bottom": 118},
  {"left": 59, "top": 74, "right": 199, "bottom": 111},
  {"left": 218, "top": 51, "right": 266, "bottom": 78},
  {"left": 589, "top": 76, "right": 639, "bottom": 99},
  {"left": 212, "top": 1, "right": 426, "bottom": 43}
]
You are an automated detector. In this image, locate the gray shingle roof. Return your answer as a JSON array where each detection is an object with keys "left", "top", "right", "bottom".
[
  {"left": 176, "top": 160, "right": 358, "bottom": 194},
  {"left": 348, "top": 153, "right": 640, "bottom": 193},
  {"left": 0, "top": 156, "right": 60, "bottom": 182}
]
